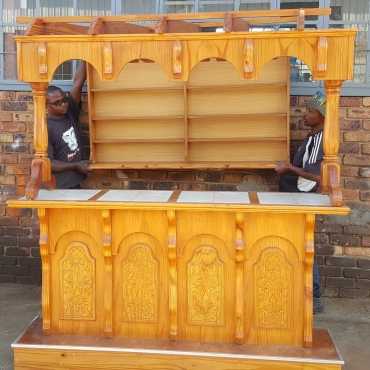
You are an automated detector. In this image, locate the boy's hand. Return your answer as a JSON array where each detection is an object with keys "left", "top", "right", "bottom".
[{"left": 275, "top": 162, "right": 292, "bottom": 175}]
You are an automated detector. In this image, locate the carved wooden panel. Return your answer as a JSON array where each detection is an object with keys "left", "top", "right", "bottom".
[
  {"left": 122, "top": 243, "right": 159, "bottom": 323},
  {"left": 177, "top": 211, "right": 235, "bottom": 343},
  {"left": 187, "top": 245, "right": 224, "bottom": 326},
  {"left": 244, "top": 213, "right": 305, "bottom": 346},
  {"left": 255, "top": 248, "right": 292, "bottom": 329},
  {"left": 60, "top": 241, "right": 96, "bottom": 320},
  {"left": 112, "top": 210, "right": 169, "bottom": 339}
]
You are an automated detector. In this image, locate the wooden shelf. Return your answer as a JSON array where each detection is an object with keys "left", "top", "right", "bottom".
[
  {"left": 188, "top": 113, "right": 287, "bottom": 120},
  {"left": 187, "top": 82, "right": 286, "bottom": 91},
  {"left": 94, "top": 138, "right": 184, "bottom": 144},
  {"left": 89, "top": 161, "right": 278, "bottom": 170},
  {"left": 189, "top": 137, "right": 287, "bottom": 143},
  {"left": 91, "top": 86, "right": 184, "bottom": 93},
  {"left": 92, "top": 115, "right": 184, "bottom": 121}
]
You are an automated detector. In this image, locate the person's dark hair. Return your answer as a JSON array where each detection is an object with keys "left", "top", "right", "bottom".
[{"left": 47, "top": 85, "right": 64, "bottom": 96}]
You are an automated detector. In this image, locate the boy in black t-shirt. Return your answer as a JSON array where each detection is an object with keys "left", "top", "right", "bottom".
[
  {"left": 275, "top": 91, "right": 326, "bottom": 314},
  {"left": 47, "top": 62, "right": 88, "bottom": 189}
]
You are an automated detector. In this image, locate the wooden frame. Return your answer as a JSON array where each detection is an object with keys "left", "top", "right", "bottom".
[{"left": 15, "top": 9, "right": 356, "bottom": 204}]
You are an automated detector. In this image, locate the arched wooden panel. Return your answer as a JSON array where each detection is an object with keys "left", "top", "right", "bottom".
[
  {"left": 245, "top": 235, "right": 303, "bottom": 346},
  {"left": 50, "top": 230, "right": 105, "bottom": 335},
  {"left": 113, "top": 231, "right": 169, "bottom": 339}
]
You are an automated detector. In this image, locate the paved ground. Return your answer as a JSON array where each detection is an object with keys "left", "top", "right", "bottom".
[{"left": 1, "top": 283, "right": 369, "bottom": 370}]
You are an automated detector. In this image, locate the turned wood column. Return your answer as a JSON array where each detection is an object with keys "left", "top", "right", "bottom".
[
  {"left": 31, "top": 82, "right": 51, "bottom": 182},
  {"left": 322, "top": 80, "right": 343, "bottom": 205}
]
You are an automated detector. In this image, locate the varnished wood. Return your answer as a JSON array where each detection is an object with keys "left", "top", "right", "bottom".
[
  {"left": 38, "top": 208, "right": 51, "bottom": 332},
  {"left": 322, "top": 80, "right": 343, "bottom": 205},
  {"left": 304, "top": 214, "right": 315, "bottom": 347},
  {"left": 13, "top": 318, "right": 343, "bottom": 370},
  {"left": 17, "top": 8, "right": 332, "bottom": 25}
]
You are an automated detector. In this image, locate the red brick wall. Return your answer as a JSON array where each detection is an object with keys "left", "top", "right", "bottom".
[{"left": 0, "top": 92, "right": 369, "bottom": 297}]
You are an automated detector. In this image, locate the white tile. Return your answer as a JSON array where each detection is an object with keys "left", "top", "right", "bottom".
[
  {"left": 257, "top": 192, "right": 331, "bottom": 206},
  {"left": 98, "top": 190, "right": 172, "bottom": 203},
  {"left": 32, "top": 189, "right": 99, "bottom": 201},
  {"left": 177, "top": 191, "right": 250, "bottom": 204}
]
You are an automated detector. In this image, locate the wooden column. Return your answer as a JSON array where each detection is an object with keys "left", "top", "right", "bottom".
[
  {"left": 235, "top": 212, "right": 245, "bottom": 344},
  {"left": 31, "top": 82, "right": 50, "bottom": 179},
  {"left": 167, "top": 209, "right": 178, "bottom": 340},
  {"left": 26, "top": 82, "right": 52, "bottom": 199},
  {"left": 322, "top": 80, "right": 343, "bottom": 206},
  {"left": 303, "top": 214, "right": 315, "bottom": 347},
  {"left": 38, "top": 208, "right": 51, "bottom": 332},
  {"left": 102, "top": 210, "right": 113, "bottom": 336}
]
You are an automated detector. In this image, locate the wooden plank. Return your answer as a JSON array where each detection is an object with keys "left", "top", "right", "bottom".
[
  {"left": 16, "top": 8, "right": 332, "bottom": 24},
  {"left": 88, "top": 161, "right": 278, "bottom": 170}
]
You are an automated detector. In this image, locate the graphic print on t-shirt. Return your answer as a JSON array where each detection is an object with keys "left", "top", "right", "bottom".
[{"left": 62, "top": 126, "right": 78, "bottom": 151}]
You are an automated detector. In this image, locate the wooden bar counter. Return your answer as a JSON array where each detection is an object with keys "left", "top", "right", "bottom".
[{"left": 8, "top": 190, "right": 349, "bottom": 347}]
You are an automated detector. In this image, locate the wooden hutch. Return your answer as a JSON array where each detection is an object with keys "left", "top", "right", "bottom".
[{"left": 8, "top": 8, "right": 355, "bottom": 370}]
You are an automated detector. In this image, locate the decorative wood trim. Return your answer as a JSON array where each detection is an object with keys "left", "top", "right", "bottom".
[
  {"left": 38, "top": 208, "right": 51, "bottom": 332},
  {"left": 316, "top": 37, "right": 328, "bottom": 76},
  {"left": 155, "top": 16, "right": 167, "bottom": 34},
  {"left": 235, "top": 212, "right": 245, "bottom": 344},
  {"left": 102, "top": 209, "right": 113, "bottom": 336},
  {"left": 243, "top": 39, "right": 254, "bottom": 79},
  {"left": 303, "top": 214, "right": 315, "bottom": 347},
  {"left": 167, "top": 209, "right": 178, "bottom": 340},
  {"left": 168, "top": 190, "right": 181, "bottom": 203},
  {"left": 297, "top": 8, "right": 305, "bottom": 31},
  {"left": 89, "top": 17, "right": 105, "bottom": 35},
  {"left": 322, "top": 80, "right": 343, "bottom": 201},
  {"left": 224, "top": 13, "right": 233, "bottom": 33},
  {"left": 102, "top": 42, "right": 113, "bottom": 79},
  {"left": 37, "top": 42, "right": 48, "bottom": 77},
  {"left": 249, "top": 192, "right": 259, "bottom": 205},
  {"left": 172, "top": 40, "right": 182, "bottom": 79}
]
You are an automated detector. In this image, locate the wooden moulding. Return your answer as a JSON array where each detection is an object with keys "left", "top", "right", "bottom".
[
  {"left": 167, "top": 209, "right": 178, "bottom": 340},
  {"left": 235, "top": 212, "right": 245, "bottom": 344},
  {"left": 172, "top": 40, "right": 183, "bottom": 79},
  {"left": 37, "top": 42, "right": 48, "bottom": 78},
  {"left": 243, "top": 39, "right": 254, "bottom": 78},
  {"left": 303, "top": 214, "right": 315, "bottom": 347},
  {"left": 38, "top": 208, "right": 51, "bottom": 332},
  {"left": 102, "top": 210, "right": 113, "bottom": 336},
  {"left": 317, "top": 36, "right": 328, "bottom": 76},
  {"left": 102, "top": 42, "right": 113, "bottom": 79},
  {"left": 322, "top": 80, "right": 343, "bottom": 206}
]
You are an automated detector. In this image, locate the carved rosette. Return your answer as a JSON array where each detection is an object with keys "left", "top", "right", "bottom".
[
  {"left": 122, "top": 244, "right": 159, "bottom": 323},
  {"left": 60, "top": 243, "right": 96, "bottom": 320},
  {"left": 255, "top": 248, "right": 292, "bottom": 329},
  {"left": 187, "top": 245, "right": 224, "bottom": 326}
]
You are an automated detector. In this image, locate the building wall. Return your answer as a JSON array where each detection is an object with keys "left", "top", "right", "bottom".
[{"left": 0, "top": 91, "right": 369, "bottom": 298}]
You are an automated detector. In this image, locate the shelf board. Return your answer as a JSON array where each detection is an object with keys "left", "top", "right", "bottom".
[
  {"left": 189, "top": 137, "right": 287, "bottom": 143},
  {"left": 89, "top": 161, "right": 279, "bottom": 170},
  {"left": 188, "top": 113, "right": 287, "bottom": 120},
  {"left": 92, "top": 115, "right": 184, "bottom": 121},
  {"left": 91, "top": 86, "right": 184, "bottom": 93},
  {"left": 187, "top": 82, "right": 286, "bottom": 91},
  {"left": 94, "top": 138, "right": 184, "bottom": 144}
]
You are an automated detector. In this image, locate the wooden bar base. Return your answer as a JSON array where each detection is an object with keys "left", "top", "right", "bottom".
[{"left": 13, "top": 317, "right": 343, "bottom": 370}]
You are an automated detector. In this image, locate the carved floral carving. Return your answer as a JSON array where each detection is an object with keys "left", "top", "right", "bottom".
[
  {"left": 60, "top": 242, "right": 96, "bottom": 320},
  {"left": 187, "top": 245, "right": 224, "bottom": 326},
  {"left": 255, "top": 248, "right": 292, "bottom": 329},
  {"left": 122, "top": 244, "right": 159, "bottom": 323}
]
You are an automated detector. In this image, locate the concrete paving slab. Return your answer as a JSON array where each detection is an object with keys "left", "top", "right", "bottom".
[{"left": 0, "top": 284, "right": 369, "bottom": 370}]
